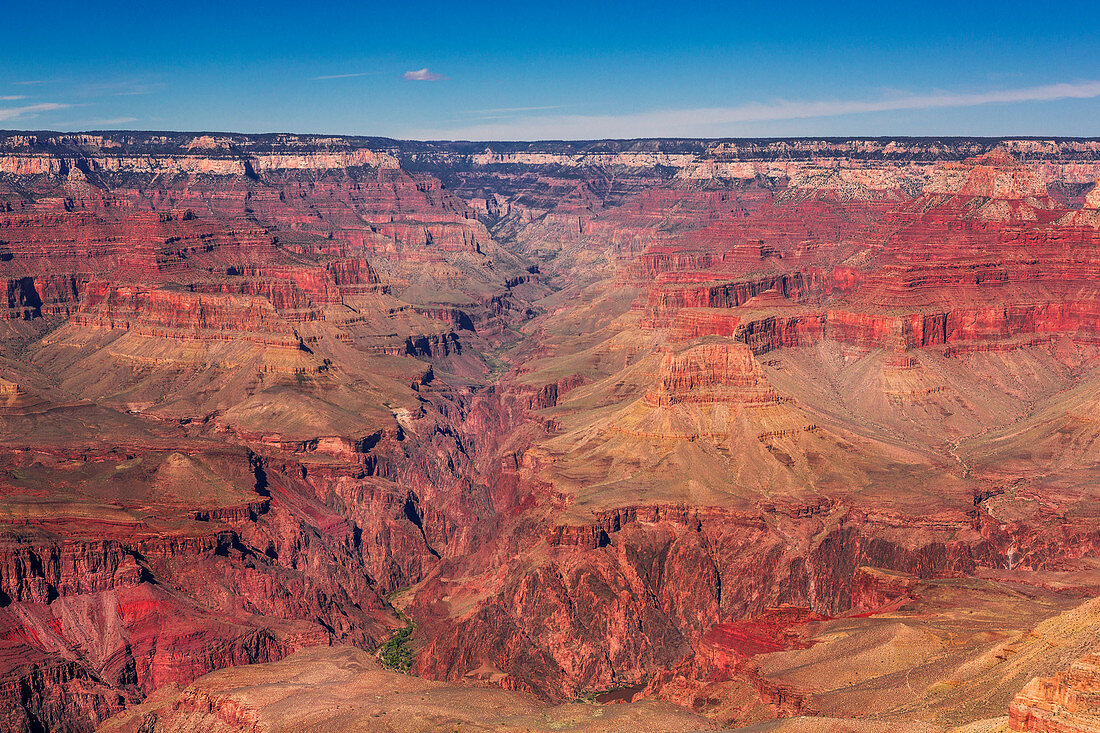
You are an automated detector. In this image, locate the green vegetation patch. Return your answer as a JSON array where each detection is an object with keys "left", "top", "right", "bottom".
[{"left": 379, "top": 623, "right": 415, "bottom": 672}]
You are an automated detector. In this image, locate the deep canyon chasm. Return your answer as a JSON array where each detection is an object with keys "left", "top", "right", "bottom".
[{"left": 2, "top": 133, "right": 1100, "bottom": 732}]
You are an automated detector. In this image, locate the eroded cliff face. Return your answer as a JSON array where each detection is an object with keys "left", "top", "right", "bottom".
[
  {"left": 1010, "top": 653, "right": 1100, "bottom": 732},
  {"left": 400, "top": 140, "right": 1100, "bottom": 726},
  {"left": 0, "top": 133, "right": 1099, "bottom": 732}
]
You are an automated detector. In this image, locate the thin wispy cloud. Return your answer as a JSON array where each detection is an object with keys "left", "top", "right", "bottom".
[
  {"left": 112, "top": 88, "right": 160, "bottom": 97},
  {"left": 403, "top": 68, "right": 445, "bottom": 82},
  {"left": 13, "top": 80, "right": 46, "bottom": 86},
  {"left": 462, "top": 105, "right": 563, "bottom": 115},
  {"left": 77, "top": 79, "right": 165, "bottom": 98},
  {"left": 0, "top": 95, "right": 26, "bottom": 101},
  {"left": 312, "top": 71, "right": 381, "bottom": 81},
  {"left": 408, "top": 80, "right": 1100, "bottom": 140},
  {"left": 0, "top": 102, "right": 71, "bottom": 122},
  {"left": 54, "top": 116, "right": 138, "bottom": 128}
]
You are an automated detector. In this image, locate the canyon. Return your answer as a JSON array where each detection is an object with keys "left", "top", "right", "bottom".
[{"left": 1, "top": 132, "right": 1100, "bottom": 732}]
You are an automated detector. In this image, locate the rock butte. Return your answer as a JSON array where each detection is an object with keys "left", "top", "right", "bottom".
[{"left": 0, "top": 133, "right": 1099, "bottom": 732}]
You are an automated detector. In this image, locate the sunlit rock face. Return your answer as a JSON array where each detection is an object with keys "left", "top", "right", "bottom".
[
  {"left": 2, "top": 133, "right": 1100, "bottom": 732},
  {"left": 1010, "top": 653, "right": 1100, "bottom": 732}
]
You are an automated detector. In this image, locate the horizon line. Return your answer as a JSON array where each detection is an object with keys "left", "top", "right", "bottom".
[{"left": 2, "top": 128, "right": 1100, "bottom": 145}]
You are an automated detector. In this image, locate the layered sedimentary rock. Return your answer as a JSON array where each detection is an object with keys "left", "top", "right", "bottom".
[
  {"left": 634, "top": 151, "right": 1100, "bottom": 369},
  {"left": 1010, "top": 653, "right": 1100, "bottom": 732},
  {"left": 645, "top": 343, "right": 781, "bottom": 406},
  {"left": 0, "top": 133, "right": 1099, "bottom": 732},
  {"left": 403, "top": 140, "right": 1100, "bottom": 728},
  {"left": 0, "top": 132, "right": 545, "bottom": 732}
]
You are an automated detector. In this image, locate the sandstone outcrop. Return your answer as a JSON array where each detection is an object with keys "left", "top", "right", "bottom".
[
  {"left": 1009, "top": 653, "right": 1100, "bottom": 732},
  {"left": 646, "top": 343, "right": 780, "bottom": 406}
]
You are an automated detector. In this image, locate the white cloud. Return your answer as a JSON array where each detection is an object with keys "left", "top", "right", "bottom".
[
  {"left": 0, "top": 95, "right": 26, "bottom": 101},
  {"left": 0, "top": 102, "right": 71, "bottom": 122},
  {"left": 313, "top": 71, "right": 379, "bottom": 80},
  {"left": 407, "top": 80, "right": 1100, "bottom": 140},
  {"left": 403, "top": 68, "right": 445, "bottom": 82}
]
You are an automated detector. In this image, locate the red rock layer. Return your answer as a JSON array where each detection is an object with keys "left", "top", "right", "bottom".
[
  {"left": 636, "top": 153, "right": 1100, "bottom": 359},
  {"left": 1, "top": 136, "right": 1099, "bottom": 731},
  {"left": 645, "top": 343, "right": 781, "bottom": 406},
  {"left": 1010, "top": 653, "right": 1100, "bottom": 732}
]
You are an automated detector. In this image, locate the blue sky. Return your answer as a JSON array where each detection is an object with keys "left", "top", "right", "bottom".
[{"left": 2, "top": 0, "right": 1099, "bottom": 139}]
